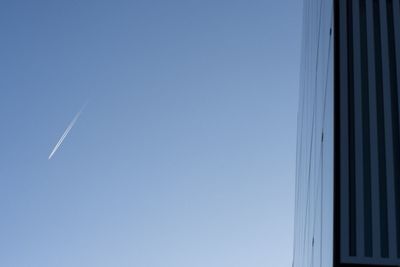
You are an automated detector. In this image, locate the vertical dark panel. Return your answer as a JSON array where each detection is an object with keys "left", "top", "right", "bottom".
[
  {"left": 352, "top": 0, "right": 365, "bottom": 257},
  {"left": 394, "top": 1, "right": 400, "bottom": 130},
  {"left": 359, "top": 0, "right": 373, "bottom": 257},
  {"left": 379, "top": 0, "right": 398, "bottom": 259},
  {"left": 386, "top": 0, "right": 400, "bottom": 258},
  {"left": 338, "top": 0, "right": 400, "bottom": 263},
  {"left": 365, "top": 0, "right": 382, "bottom": 258},
  {"left": 393, "top": 0, "right": 400, "bottom": 257},
  {"left": 373, "top": 0, "right": 390, "bottom": 258},
  {"left": 346, "top": 0, "right": 357, "bottom": 257},
  {"left": 339, "top": 0, "right": 350, "bottom": 259}
]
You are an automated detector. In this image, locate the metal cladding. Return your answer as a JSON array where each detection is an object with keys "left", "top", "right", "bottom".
[{"left": 337, "top": 0, "right": 400, "bottom": 265}]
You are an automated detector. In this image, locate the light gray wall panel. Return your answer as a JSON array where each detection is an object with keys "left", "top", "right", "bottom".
[{"left": 293, "top": 0, "right": 333, "bottom": 266}]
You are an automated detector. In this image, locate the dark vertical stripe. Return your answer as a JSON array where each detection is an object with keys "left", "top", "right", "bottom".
[
  {"left": 393, "top": 0, "right": 400, "bottom": 256},
  {"left": 347, "top": 0, "right": 357, "bottom": 257},
  {"left": 379, "top": 0, "right": 398, "bottom": 258},
  {"left": 373, "top": 0, "right": 390, "bottom": 258},
  {"left": 387, "top": 0, "right": 400, "bottom": 258},
  {"left": 352, "top": 0, "right": 365, "bottom": 257},
  {"left": 339, "top": 0, "right": 350, "bottom": 259},
  {"left": 366, "top": 0, "right": 382, "bottom": 258},
  {"left": 359, "top": 0, "right": 372, "bottom": 257}
]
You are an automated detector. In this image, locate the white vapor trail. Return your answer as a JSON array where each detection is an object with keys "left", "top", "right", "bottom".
[{"left": 48, "top": 103, "right": 87, "bottom": 160}]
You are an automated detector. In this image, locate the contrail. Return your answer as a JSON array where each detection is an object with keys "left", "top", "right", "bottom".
[{"left": 48, "top": 103, "right": 87, "bottom": 160}]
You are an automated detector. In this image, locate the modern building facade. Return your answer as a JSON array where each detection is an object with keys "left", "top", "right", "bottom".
[{"left": 293, "top": 0, "right": 400, "bottom": 266}]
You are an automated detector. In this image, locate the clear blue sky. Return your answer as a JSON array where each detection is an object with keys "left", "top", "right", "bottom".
[{"left": 0, "top": 0, "right": 302, "bottom": 266}]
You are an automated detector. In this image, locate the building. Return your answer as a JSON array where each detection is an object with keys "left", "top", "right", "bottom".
[{"left": 293, "top": 0, "right": 400, "bottom": 266}]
